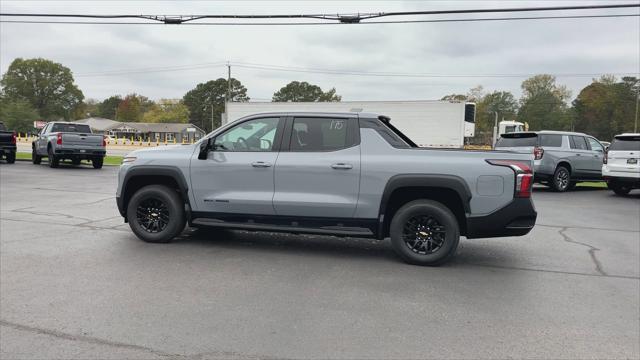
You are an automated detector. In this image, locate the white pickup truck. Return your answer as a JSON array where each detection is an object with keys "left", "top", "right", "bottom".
[{"left": 32, "top": 122, "right": 106, "bottom": 168}]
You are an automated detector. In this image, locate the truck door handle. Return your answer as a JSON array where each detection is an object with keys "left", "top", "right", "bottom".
[
  {"left": 251, "top": 161, "right": 271, "bottom": 168},
  {"left": 331, "top": 163, "right": 353, "bottom": 170},
  {"left": 576, "top": 154, "right": 581, "bottom": 156}
]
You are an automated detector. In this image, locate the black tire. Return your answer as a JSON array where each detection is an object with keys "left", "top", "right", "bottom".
[
  {"left": 92, "top": 157, "right": 103, "bottom": 169},
  {"left": 5, "top": 152, "right": 16, "bottom": 164},
  {"left": 47, "top": 147, "right": 59, "bottom": 168},
  {"left": 389, "top": 199, "right": 460, "bottom": 266},
  {"left": 126, "top": 185, "right": 186, "bottom": 243},
  {"left": 32, "top": 147, "right": 42, "bottom": 164},
  {"left": 72, "top": 158, "right": 81, "bottom": 166},
  {"left": 551, "top": 166, "right": 571, "bottom": 192},
  {"left": 609, "top": 182, "right": 632, "bottom": 196}
]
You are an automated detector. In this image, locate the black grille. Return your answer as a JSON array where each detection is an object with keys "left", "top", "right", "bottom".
[{"left": 464, "top": 103, "right": 476, "bottom": 123}]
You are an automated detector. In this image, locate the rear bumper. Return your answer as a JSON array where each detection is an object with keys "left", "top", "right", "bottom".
[
  {"left": 465, "top": 198, "right": 537, "bottom": 239},
  {"left": 0, "top": 145, "right": 17, "bottom": 154},
  {"left": 54, "top": 148, "right": 106, "bottom": 157}
]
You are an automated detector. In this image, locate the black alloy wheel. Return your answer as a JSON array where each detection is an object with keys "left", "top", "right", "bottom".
[
  {"left": 402, "top": 215, "right": 446, "bottom": 255},
  {"left": 136, "top": 198, "right": 170, "bottom": 233}
]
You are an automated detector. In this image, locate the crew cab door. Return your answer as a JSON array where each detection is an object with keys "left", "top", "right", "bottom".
[
  {"left": 190, "top": 117, "right": 284, "bottom": 215},
  {"left": 37, "top": 123, "right": 50, "bottom": 154},
  {"left": 272, "top": 116, "right": 361, "bottom": 218}
]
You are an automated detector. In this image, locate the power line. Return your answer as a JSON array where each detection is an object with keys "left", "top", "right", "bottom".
[
  {"left": 1, "top": 13, "right": 639, "bottom": 26},
  {"left": 1, "top": 3, "right": 638, "bottom": 24},
  {"left": 72, "top": 60, "right": 639, "bottom": 79}
]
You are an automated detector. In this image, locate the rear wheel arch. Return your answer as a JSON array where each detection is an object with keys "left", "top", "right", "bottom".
[
  {"left": 556, "top": 161, "right": 572, "bottom": 175},
  {"left": 378, "top": 175, "right": 471, "bottom": 238},
  {"left": 121, "top": 166, "right": 190, "bottom": 218}
]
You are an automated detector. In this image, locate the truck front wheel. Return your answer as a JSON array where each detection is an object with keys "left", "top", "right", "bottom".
[
  {"left": 126, "top": 185, "right": 186, "bottom": 243},
  {"left": 389, "top": 199, "right": 460, "bottom": 266}
]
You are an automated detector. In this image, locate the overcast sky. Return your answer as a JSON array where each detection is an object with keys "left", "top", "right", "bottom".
[{"left": 1, "top": 0, "right": 638, "bottom": 102}]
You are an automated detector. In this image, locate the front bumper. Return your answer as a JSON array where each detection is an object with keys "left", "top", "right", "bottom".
[{"left": 465, "top": 198, "right": 537, "bottom": 239}]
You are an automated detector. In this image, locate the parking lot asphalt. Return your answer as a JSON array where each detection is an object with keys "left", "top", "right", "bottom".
[{"left": 1, "top": 161, "right": 639, "bottom": 359}]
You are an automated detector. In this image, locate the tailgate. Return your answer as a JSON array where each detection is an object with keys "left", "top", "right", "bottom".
[
  {"left": 0, "top": 132, "right": 14, "bottom": 144},
  {"left": 607, "top": 150, "right": 640, "bottom": 173},
  {"left": 61, "top": 133, "right": 103, "bottom": 147}
]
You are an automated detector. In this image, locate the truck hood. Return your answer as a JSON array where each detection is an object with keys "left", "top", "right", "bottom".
[{"left": 129, "top": 144, "right": 197, "bottom": 157}]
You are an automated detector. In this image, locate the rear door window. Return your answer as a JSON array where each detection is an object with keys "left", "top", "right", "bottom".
[
  {"left": 290, "top": 117, "right": 356, "bottom": 152},
  {"left": 609, "top": 137, "right": 640, "bottom": 151},
  {"left": 569, "top": 136, "right": 589, "bottom": 150},
  {"left": 539, "top": 134, "right": 563, "bottom": 147},
  {"left": 495, "top": 135, "right": 538, "bottom": 147}
]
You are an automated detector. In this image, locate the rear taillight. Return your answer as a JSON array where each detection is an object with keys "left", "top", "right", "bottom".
[
  {"left": 102, "top": 136, "right": 107, "bottom": 147},
  {"left": 11, "top": 132, "right": 16, "bottom": 145},
  {"left": 486, "top": 159, "right": 534, "bottom": 198},
  {"left": 56, "top": 133, "right": 62, "bottom": 145},
  {"left": 603, "top": 150, "right": 608, "bottom": 164},
  {"left": 533, "top": 146, "right": 544, "bottom": 160}
]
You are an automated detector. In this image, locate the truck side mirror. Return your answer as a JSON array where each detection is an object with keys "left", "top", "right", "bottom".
[{"left": 198, "top": 139, "right": 210, "bottom": 160}]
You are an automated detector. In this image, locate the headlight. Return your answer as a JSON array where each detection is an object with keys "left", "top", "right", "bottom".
[{"left": 122, "top": 156, "right": 137, "bottom": 164}]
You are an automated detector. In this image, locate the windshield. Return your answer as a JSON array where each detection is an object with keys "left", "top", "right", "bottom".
[
  {"left": 609, "top": 137, "right": 640, "bottom": 151},
  {"left": 51, "top": 123, "right": 91, "bottom": 133}
]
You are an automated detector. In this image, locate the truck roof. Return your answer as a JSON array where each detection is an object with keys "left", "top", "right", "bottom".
[{"left": 235, "top": 111, "right": 382, "bottom": 121}]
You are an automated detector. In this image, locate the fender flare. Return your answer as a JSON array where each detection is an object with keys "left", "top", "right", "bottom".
[
  {"left": 118, "top": 165, "right": 190, "bottom": 218},
  {"left": 377, "top": 174, "right": 473, "bottom": 236}
]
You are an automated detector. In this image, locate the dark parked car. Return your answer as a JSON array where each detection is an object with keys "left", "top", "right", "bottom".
[{"left": 0, "top": 121, "right": 17, "bottom": 164}]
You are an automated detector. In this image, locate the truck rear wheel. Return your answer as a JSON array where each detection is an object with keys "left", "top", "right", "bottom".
[
  {"left": 5, "top": 152, "right": 15, "bottom": 164},
  {"left": 47, "top": 147, "right": 59, "bottom": 168},
  {"left": 389, "top": 199, "right": 460, "bottom": 266},
  {"left": 92, "top": 157, "right": 103, "bottom": 169},
  {"left": 126, "top": 185, "right": 186, "bottom": 243}
]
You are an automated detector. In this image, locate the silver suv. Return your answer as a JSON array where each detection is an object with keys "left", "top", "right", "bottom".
[
  {"left": 116, "top": 112, "right": 537, "bottom": 266},
  {"left": 495, "top": 131, "right": 605, "bottom": 192}
]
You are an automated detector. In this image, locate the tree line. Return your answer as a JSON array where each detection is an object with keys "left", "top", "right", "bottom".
[
  {"left": 444, "top": 74, "right": 639, "bottom": 142},
  {"left": 1, "top": 57, "right": 637, "bottom": 141}
]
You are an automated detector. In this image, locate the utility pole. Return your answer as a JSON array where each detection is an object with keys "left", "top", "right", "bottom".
[
  {"left": 492, "top": 111, "right": 499, "bottom": 148},
  {"left": 635, "top": 85, "right": 639, "bottom": 133},
  {"left": 224, "top": 61, "right": 231, "bottom": 126}
]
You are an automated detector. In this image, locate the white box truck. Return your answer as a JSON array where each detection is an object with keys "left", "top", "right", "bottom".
[{"left": 224, "top": 100, "right": 476, "bottom": 148}]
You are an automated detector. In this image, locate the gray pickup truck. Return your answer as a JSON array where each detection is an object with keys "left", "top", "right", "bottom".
[
  {"left": 32, "top": 122, "right": 106, "bottom": 168},
  {"left": 0, "top": 121, "right": 17, "bottom": 164},
  {"left": 116, "top": 112, "right": 537, "bottom": 266}
]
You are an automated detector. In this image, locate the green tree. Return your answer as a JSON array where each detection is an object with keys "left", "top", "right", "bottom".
[
  {"left": 440, "top": 94, "right": 468, "bottom": 101},
  {"left": 0, "top": 96, "right": 41, "bottom": 133},
  {"left": 518, "top": 74, "right": 572, "bottom": 131},
  {"left": 72, "top": 98, "right": 99, "bottom": 119},
  {"left": 183, "top": 78, "right": 249, "bottom": 132},
  {"left": 143, "top": 99, "right": 190, "bottom": 123},
  {"left": 272, "top": 81, "right": 341, "bottom": 102},
  {"left": 0, "top": 58, "right": 84, "bottom": 120},
  {"left": 572, "top": 76, "right": 639, "bottom": 140},
  {"left": 96, "top": 95, "right": 122, "bottom": 119},
  {"left": 115, "top": 93, "right": 150, "bottom": 122},
  {"left": 476, "top": 91, "right": 519, "bottom": 133}
]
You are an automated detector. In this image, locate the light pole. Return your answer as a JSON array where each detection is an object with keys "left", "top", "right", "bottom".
[{"left": 492, "top": 111, "right": 499, "bottom": 148}]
